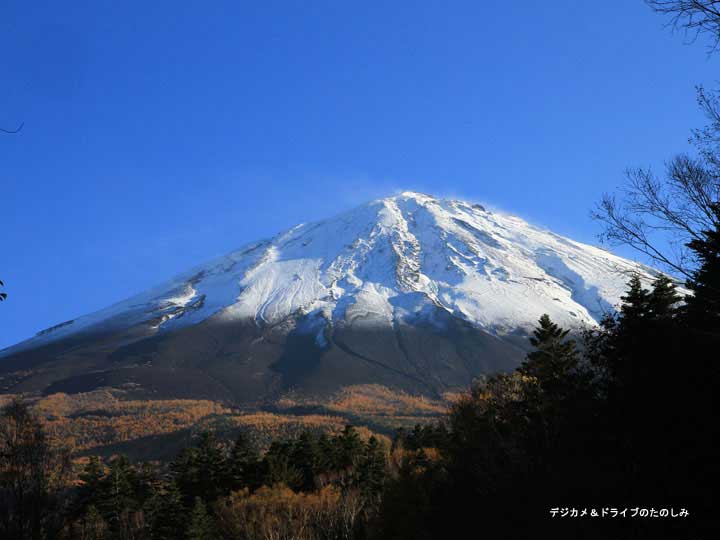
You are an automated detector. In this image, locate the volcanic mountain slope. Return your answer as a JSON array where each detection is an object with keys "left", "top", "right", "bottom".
[{"left": 0, "top": 192, "right": 658, "bottom": 403}]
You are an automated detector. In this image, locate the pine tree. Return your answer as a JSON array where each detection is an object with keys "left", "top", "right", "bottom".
[
  {"left": 647, "top": 274, "right": 681, "bottom": 318},
  {"left": 391, "top": 428, "right": 406, "bottom": 453},
  {"left": 78, "top": 456, "right": 106, "bottom": 509},
  {"left": 227, "top": 431, "right": 258, "bottom": 491},
  {"left": 685, "top": 202, "right": 720, "bottom": 333},
  {"left": 186, "top": 497, "right": 214, "bottom": 540},
  {"left": 607, "top": 275, "right": 657, "bottom": 387},
  {"left": 197, "top": 431, "right": 228, "bottom": 502},
  {"left": 133, "top": 460, "right": 160, "bottom": 509},
  {"left": 145, "top": 481, "right": 186, "bottom": 540},
  {"left": 358, "top": 436, "right": 387, "bottom": 499},
  {"left": 609, "top": 273, "right": 681, "bottom": 390},
  {"left": 410, "top": 425, "right": 424, "bottom": 450},
  {"left": 336, "top": 425, "right": 364, "bottom": 472},
  {"left": 80, "top": 505, "right": 107, "bottom": 540},
  {"left": 172, "top": 431, "right": 228, "bottom": 504},
  {"left": 97, "top": 455, "right": 136, "bottom": 534},
  {"left": 619, "top": 274, "right": 651, "bottom": 324},
  {"left": 318, "top": 432, "right": 336, "bottom": 473},
  {"left": 517, "top": 314, "right": 594, "bottom": 467},
  {"left": 291, "top": 431, "right": 321, "bottom": 491},
  {"left": 519, "top": 314, "right": 579, "bottom": 391},
  {"left": 262, "top": 440, "right": 303, "bottom": 489}
]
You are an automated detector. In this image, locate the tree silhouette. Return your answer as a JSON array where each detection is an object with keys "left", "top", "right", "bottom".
[
  {"left": 647, "top": 1, "right": 720, "bottom": 51},
  {"left": 519, "top": 313, "right": 579, "bottom": 388},
  {"left": 685, "top": 202, "right": 720, "bottom": 331},
  {"left": 186, "top": 497, "right": 214, "bottom": 540},
  {"left": 593, "top": 87, "right": 720, "bottom": 280},
  {"left": 0, "top": 398, "right": 71, "bottom": 540}
]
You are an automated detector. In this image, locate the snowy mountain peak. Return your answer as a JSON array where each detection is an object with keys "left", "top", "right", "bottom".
[{"left": 3, "top": 192, "right": 657, "bottom": 357}]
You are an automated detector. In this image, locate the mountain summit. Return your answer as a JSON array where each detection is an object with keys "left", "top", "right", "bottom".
[{"left": 0, "top": 192, "right": 655, "bottom": 401}]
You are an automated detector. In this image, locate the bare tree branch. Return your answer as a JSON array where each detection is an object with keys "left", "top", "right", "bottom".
[
  {"left": 592, "top": 194, "right": 696, "bottom": 280},
  {"left": 647, "top": 1, "right": 720, "bottom": 52},
  {"left": 593, "top": 87, "right": 720, "bottom": 280},
  {"left": 0, "top": 122, "right": 24, "bottom": 134}
]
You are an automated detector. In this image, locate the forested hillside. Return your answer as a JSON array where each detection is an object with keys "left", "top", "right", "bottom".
[
  {"left": 3, "top": 2, "right": 720, "bottom": 538},
  {"left": 2, "top": 241, "right": 718, "bottom": 538}
]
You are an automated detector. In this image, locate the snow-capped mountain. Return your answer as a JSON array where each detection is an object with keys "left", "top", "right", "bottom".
[{"left": 0, "top": 192, "right": 657, "bottom": 401}]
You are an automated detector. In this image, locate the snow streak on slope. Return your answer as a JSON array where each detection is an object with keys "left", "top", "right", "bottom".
[{"left": 2, "top": 192, "right": 659, "bottom": 356}]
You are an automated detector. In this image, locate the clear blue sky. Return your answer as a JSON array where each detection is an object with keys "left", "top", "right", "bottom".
[{"left": 0, "top": 1, "right": 716, "bottom": 349}]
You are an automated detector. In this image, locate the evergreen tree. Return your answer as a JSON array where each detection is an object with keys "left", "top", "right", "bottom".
[
  {"left": 410, "top": 424, "right": 424, "bottom": 447},
  {"left": 227, "top": 431, "right": 258, "bottom": 491},
  {"left": 358, "top": 436, "right": 386, "bottom": 498},
  {"left": 685, "top": 202, "right": 720, "bottom": 333},
  {"left": 519, "top": 314, "right": 579, "bottom": 395},
  {"left": 172, "top": 431, "right": 228, "bottom": 504},
  {"left": 186, "top": 497, "right": 214, "bottom": 540},
  {"left": 262, "top": 441, "right": 303, "bottom": 490},
  {"left": 78, "top": 456, "right": 106, "bottom": 509},
  {"left": 619, "top": 274, "right": 650, "bottom": 323},
  {"left": 647, "top": 274, "right": 681, "bottom": 318},
  {"left": 145, "top": 482, "right": 186, "bottom": 540},
  {"left": 317, "top": 432, "right": 336, "bottom": 473},
  {"left": 605, "top": 274, "right": 681, "bottom": 391},
  {"left": 196, "top": 431, "right": 228, "bottom": 501},
  {"left": 604, "top": 275, "right": 658, "bottom": 388},
  {"left": 97, "top": 455, "right": 137, "bottom": 535},
  {"left": 80, "top": 505, "right": 107, "bottom": 540},
  {"left": 291, "top": 431, "right": 321, "bottom": 491},
  {"left": 133, "top": 460, "right": 160, "bottom": 509},
  {"left": 390, "top": 428, "right": 406, "bottom": 453},
  {"left": 593, "top": 272, "right": 695, "bottom": 512},
  {"left": 335, "top": 425, "right": 364, "bottom": 471}
]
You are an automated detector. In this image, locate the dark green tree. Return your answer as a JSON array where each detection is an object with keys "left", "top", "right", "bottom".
[
  {"left": 519, "top": 313, "right": 580, "bottom": 395},
  {"left": 78, "top": 456, "right": 106, "bottom": 509},
  {"left": 358, "top": 436, "right": 386, "bottom": 499},
  {"left": 291, "top": 431, "right": 321, "bottom": 491},
  {"left": 647, "top": 274, "right": 681, "bottom": 318},
  {"left": 186, "top": 497, "right": 214, "bottom": 540},
  {"left": 78, "top": 504, "right": 107, "bottom": 540},
  {"left": 317, "top": 432, "right": 336, "bottom": 472},
  {"left": 97, "top": 456, "right": 137, "bottom": 536},
  {"left": 145, "top": 482, "right": 186, "bottom": 540},
  {"left": 335, "top": 425, "right": 364, "bottom": 472},
  {"left": 593, "top": 276, "right": 671, "bottom": 390},
  {"left": 261, "top": 440, "right": 303, "bottom": 490},
  {"left": 171, "top": 432, "right": 228, "bottom": 504},
  {"left": 604, "top": 274, "right": 682, "bottom": 390},
  {"left": 619, "top": 275, "right": 651, "bottom": 323},
  {"left": 684, "top": 202, "right": 720, "bottom": 333},
  {"left": 197, "top": 431, "right": 229, "bottom": 501},
  {"left": 226, "top": 431, "right": 258, "bottom": 491}
]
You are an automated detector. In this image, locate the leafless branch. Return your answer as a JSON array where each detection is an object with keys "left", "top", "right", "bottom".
[
  {"left": 594, "top": 86, "right": 720, "bottom": 279},
  {"left": 592, "top": 193, "right": 696, "bottom": 280},
  {"left": 647, "top": 1, "right": 720, "bottom": 52},
  {"left": 0, "top": 122, "right": 24, "bottom": 134}
]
